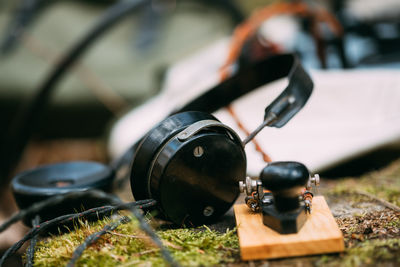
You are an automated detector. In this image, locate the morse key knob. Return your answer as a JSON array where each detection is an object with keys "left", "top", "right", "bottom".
[{"left": 260, "top": 161, "right": 309, "bottom": 212}]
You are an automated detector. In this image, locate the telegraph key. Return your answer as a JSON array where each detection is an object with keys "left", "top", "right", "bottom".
[
  {"left": 235, "top": 162, "right": 344, "bottom": 260},
  {"left": 260, "top": 161, "right": 310, "bottom": 234},
  {"left": 239, "top": 161, "right": 317, "bottom": 234}
]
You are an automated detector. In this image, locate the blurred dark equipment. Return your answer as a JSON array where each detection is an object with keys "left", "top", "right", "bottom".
[
  {"left": 0, "top": 0, "right": 245, "bottom": 187},
  {"left": 332, "top": 0, "right": 400, "bottom": 65},
  {"left": 1, "top": 0, "right": 244, "bottom": 55},
  {"left": 0, "top": 0, "right": 149, "bottom": 188},
  {"left": 0, "top": 0, "right": 49, "bottom": 54}
]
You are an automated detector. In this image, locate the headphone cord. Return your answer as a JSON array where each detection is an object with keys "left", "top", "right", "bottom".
[
  {"left": 0, "top": 0, "right": 147, "bottom": 189},
  {"left": 0, "top": 0, "right": 245, "bottom": 190},
  {"left": 0, "top": 190, "right": 180, "bottom": 267}
]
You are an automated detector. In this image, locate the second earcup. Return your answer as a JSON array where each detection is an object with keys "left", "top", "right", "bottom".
[{"left": 12, "top": 161, "right": 114, "bottom": 225}]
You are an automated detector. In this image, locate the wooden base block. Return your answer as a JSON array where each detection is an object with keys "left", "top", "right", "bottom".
[{"left": 234, "top": 196, "right": 344, "bottom": 260}]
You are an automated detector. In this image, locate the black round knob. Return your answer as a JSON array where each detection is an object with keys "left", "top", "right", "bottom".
[
  {"left": 260, "top": 161, "right": 309, "bottom": 212},
  {"left": 260, "top": 161, "right": 309, "bottom": 191}
]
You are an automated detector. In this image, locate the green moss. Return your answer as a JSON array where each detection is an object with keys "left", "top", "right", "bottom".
[
  {"left": 364, "top": 186, "right": 400, "bottom": 207},
  {"left": 327, "top": 158, "right": 400, "bottom": 207},
  {"left": 342, "top": 239, "right": 400, "bottom": 266},
  {"left": 32, "top": 216, "right": 239, "bottom": 267},
  {"left": 31, "top": 159, "right": 400, "bottom": 266},
  {"left": 317, "top": 239, "right": 400, "bottom": 267},
  {"left": 386, "top": 218, "right": 400, "bottom": 228}
]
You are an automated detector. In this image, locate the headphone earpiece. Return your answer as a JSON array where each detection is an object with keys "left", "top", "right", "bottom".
[
  {"left": 9, "top": 53, "right": 313, "bottom": 228},
  {"left": 11, "top": 161, "right": 114, "bottom": 225},
  {"left": 130, "top": 111, "right": 246, "bottom": 226}
]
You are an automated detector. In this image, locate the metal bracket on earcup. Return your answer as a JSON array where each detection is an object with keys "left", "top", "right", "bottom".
[{"left": 177, "top": 119, "right": 242, "bottom": 145}]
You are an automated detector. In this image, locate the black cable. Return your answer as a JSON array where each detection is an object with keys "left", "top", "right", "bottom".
[
  {"left": 0, "top": 0, "right": 247, "bottom": 187},
  {"left": 0, "top": 1, "right": 242, "bottom": 265},
  {"left": 128, "top": 202, "right": 180, "bottom": 267},
  {"left": 66, "top": 199, "right": 179, "bottom": 267},
  {"left": 0, "top": 0, "right": 147, "bottom": 188},
  {"left": 1, "top": 207, "right": 115, "bottom": 266},
  {"left": 66, "top": 216, "right": 131, "bottom": 267},
  {"left": 333, "top": 36, "right": 350, "bottom": 68},
  {"left": 0, "top": 199, "right": 157, "bottom": 266},
  {"left": 0, "top": 0, "right": 46, "bottom": 54},
  {"left": 0, "top": 190, "right": 122, "bottom": 233},
  {"left": 25, "top": 215, "right": 40, "bottom": 267}
]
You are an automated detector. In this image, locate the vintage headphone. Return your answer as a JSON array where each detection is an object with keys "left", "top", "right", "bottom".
[{"left": 11, "top": 53, "right": 313, "bottom": 226}]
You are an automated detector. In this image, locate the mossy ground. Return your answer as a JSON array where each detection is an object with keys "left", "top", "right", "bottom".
[
  {"left": 315, "top": 158, "right": 400, "bottom": 267},
  {"left": 324, "top": 158, "right": 400, "bottom": 206},
  {"left": 317, "top": 239, "right": 400, "bottom": 267},
  {"left": 31, "top": 159, "right": 400, "bottom": 266},
  {"left": 32, "top": 216, "right": 239, "bottom": 266}
]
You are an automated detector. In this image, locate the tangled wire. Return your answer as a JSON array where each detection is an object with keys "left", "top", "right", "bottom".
[{"left": 0, "top": 190, "right": 180, "bottom": 267}]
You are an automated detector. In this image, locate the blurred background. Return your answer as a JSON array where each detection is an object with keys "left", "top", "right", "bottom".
[
  {"left": 0, "top": 0, "right": 399, "bottom": 264},
  {"left": 1, "top": 0, "right": 399, "bottom": 141}
]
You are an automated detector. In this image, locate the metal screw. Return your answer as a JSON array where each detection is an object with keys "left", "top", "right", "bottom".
[
  {"left": 261, "top": 197, "right": 273, "bottom": 205},
  {"left": 203, "top": 206, "right": 214, "bottom": 217},
  {"left": 307, "top": 174, "right": 320, "bottom": 188},
  {"left": 239, "top": 181, "right": 246, "bottom": 193},
  {"left": 312, "top": 174, "right": 320, "bottom": 186},
  {"left": 239, "top": 177, "right": 261, "bottom": 196},
  {"left": 193, "top": 146, "right": 204, "bottom": 157}
]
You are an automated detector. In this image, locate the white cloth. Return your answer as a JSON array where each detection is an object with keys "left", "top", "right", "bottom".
[{"left": 108, "top": 39, "right": 400, "bottom": 175}]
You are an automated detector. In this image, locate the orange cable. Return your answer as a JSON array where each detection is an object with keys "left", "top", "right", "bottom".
[
  {"left": 226, "top": 106, "right": 272, "bottom": 163},
  {"left": 220, "top": 1, "right": 343, "bottom": 79},
  {"left": 220, "top": 1, "right": 343, "bottom": 163}
]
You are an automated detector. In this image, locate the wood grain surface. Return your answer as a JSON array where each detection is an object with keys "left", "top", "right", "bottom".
[{"left": 234, "top": 196, "right": 344, "bottom": 260}]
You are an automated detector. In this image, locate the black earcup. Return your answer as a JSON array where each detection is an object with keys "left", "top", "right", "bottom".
[
  {"left": 130, "top": 111, "right": 246, "bottom": 226},
  {"left": 130, "top": 111, "right": 216, "bottom": 201},
  {"left": 12, "top": 161, "right": 114, "bottom": 225}
]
